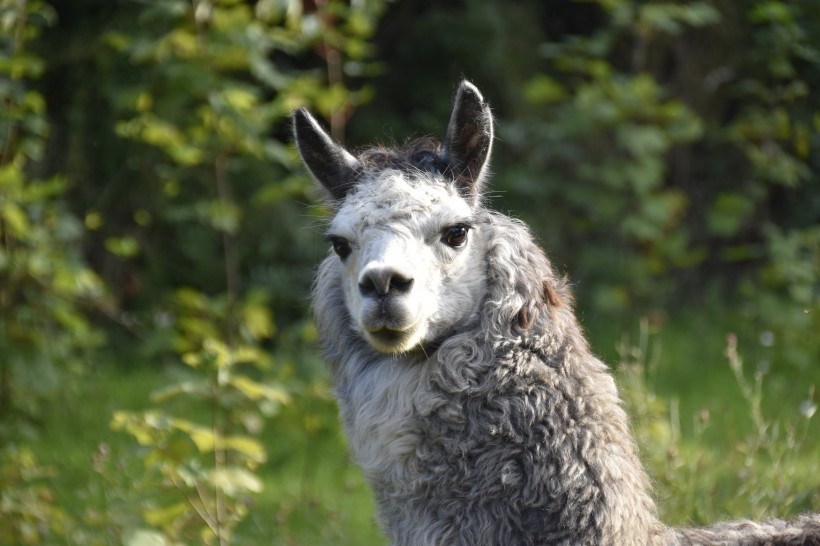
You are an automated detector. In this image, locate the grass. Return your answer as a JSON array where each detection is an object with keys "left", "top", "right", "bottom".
[
  {"left": 589, "top": 308, "right": 820, "bottom": 525},
  {"left": 11, "top": 308, "right": 820, "bottom": 545},
  {"left": 252, "top": 384, "right": 385, "bottom": 545}
]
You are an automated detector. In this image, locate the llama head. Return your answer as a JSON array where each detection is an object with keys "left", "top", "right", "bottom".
[{"left": 294, "top": 81, "right": 494, "bottom": 353}]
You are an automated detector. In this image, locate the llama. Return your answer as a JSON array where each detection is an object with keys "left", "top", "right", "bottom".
[{"left": 293, "top": 81, "right": 820, "bottom": 546}]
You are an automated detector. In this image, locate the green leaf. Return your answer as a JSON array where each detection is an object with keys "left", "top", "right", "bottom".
[
  {"left": 201, "top": 199, "right": 241, "bottom": 234},
  {"left": 0, "top": 163, "right": 24, "bottom": 188},
  {"left": 105, "top": 236, "right": 140, "bottom": 258},
  {"left": 208, "top": 467, "right": 263, "bottom": 496},
  {"left": 749, "top": 1, "right": 792, "bottom": 24},
  {"left": 111, "top": 411, "right": 163, "bottom": 446},
  {"left": 241, "top": 298, "right": 275, "bottom": 339},
  {"left": 124, "top": 529, "right": 170, "bottom": 546},
  {"left": 222, "top": 436, "right": 266, "bottom": 463},
  {"left": 151, "top": 380, "right": 212, "bottom": 403},
  {"left": 523, "top": 74, "right": 567, "bottom": 105},
  {"left": 617, "top": 124, "right": 668, "bottom": 159},
  {"left": 169, "top": 418, "right": 215, "bottom": 452},
  {"left": 0, "top": 53, "right": 46, "bottom": 79},
  {"left": 229, "top": 376, "right": 291, "bottom": 405},
  {"left": 143, "top": 502, "right": 189, "bottom": 527},
  {"left": 708, "top": 193, "right": 755, "bottom": 237},
  {"left": 173, "top": 287, "right": 209, "bottom": 312},
  {"left": 221, "top": 87, "right": 259, "bottom": 113},
  {"left": 1, "top": 202, "right": 30, "bottom": 237}
]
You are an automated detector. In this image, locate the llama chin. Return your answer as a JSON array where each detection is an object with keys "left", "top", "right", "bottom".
[{"left": 294, "top": 81, "right": 820, "bottom": 546}]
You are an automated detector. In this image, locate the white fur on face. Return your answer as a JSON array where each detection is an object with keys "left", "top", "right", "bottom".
[{"left": 326, "top": 170, "right": 487, "bottom": 354}]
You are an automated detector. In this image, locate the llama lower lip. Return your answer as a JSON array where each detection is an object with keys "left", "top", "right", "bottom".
[{"left": 367, "top": 328, "right": 407, "bottom": 344}]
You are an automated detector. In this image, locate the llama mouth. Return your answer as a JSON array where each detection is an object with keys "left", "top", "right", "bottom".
[
  {"left": 367, "top": 327, "right": 407, "bottom": 345},
  {"left": 363, "top": 325, "right": 425, "bottom": 353}
]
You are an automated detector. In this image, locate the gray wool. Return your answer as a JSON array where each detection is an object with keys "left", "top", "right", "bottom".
[{"left": 300, "top": 82, "right": 820, "bottom": 546}]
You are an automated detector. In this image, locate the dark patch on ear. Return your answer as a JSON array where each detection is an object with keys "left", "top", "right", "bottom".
[
  {"left": 517, "top": 305, "right": 533, "bottom": 330},
  {"left": 543, "top": 281, "right": 562, "bottom": 308},
  {"left": 292, "top": 107, "right": 361, "bottom": 200},
  {"left": 517, "top": 281, "right": 562, "bottom": 330},
  {"left": 442, "top": 81, "right": 494, "bottom": 204}
]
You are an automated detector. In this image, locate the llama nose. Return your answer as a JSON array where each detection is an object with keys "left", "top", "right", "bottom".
[{"left": 359, "top": 267, "right": 414, "bottom": 297}]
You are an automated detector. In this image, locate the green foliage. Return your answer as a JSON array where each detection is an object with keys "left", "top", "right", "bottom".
[
  {"left": 484, "top": 0, "right": 820, "bottom": 346},
  {"left": 506, "top": 2, "right": 710, "bottom": 310},
  {"left": 0, "top": 15, "right": 107, "bottom": 540},
  {"left": 742, "top": 225, "right": 820, "bottom": 371},
  {"left": 0, "top": 446, "right": 72, "bottom": 545},
  {"left": 104, "top": 0, "right": 312, "bottom": 300},
  {"left": 0, "top": 0, "right": 55, "bottom": 163},
  {"left": 722, "top": 1, "right": 820, "bottom": 374},
  {"left": 111, "top": 289, "right": 288, "bottom": 545},
  {"left": 0, "top": 0, "right": 106, "bottom": 435}
]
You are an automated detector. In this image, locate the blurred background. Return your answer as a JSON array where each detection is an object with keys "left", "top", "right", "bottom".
[{"left": 1, "top": 0, "right": 818, "bottom": 544}]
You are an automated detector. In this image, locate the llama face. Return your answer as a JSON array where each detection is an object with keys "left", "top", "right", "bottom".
[
  {"left": 294, "top": 81, "right": 494, "bottom": 353},
  {"left": 325, "top": 171, "right": 487, "bottom": 353}
]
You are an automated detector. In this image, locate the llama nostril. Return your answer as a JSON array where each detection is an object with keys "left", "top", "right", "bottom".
[
  {"left": 390, "top": 274, "right": 414, "bottom": 294},
  {"left": 359, "top": 268, "right": 414, "bottom": 297},
  {"left": 358, "top": 275, "right": 379, "bottom": 297}
]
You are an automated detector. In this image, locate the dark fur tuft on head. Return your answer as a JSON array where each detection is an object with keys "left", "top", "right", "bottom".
[{"left": 356, "top": 137, "right": 449, "bottom": 176}]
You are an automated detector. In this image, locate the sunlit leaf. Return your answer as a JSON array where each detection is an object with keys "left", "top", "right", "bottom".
[
  {"left": 151, "top": 380, "right": 212, "bottom": 402},
  {"left": 84, "top": 211, "right": 103, "bottom": 230},
  {"left": 1, "top": 202, "right": 30, "bottom": 237},
  {"left": 207, "top": 467, "right": 263, "bottom": 496},
  {"left": 523, "top": 74, "right": 567, "bottom": 105},
  {"left": 222, "top": 436, "right": 266, "bottom": 463},
  {"left": 708, "top": 193, "right": 755, "bottom": 237},
  {"left": 230, "top": 376, "right": 291, "bottom": 406},
  {"left": 124, "top": 529, "right": 170, "bottom": 546},
  {"left": 105, "top": 236, "right": 140, "bottom": 258},
  {"left": 143, "top": 502, "right": 189, "bottom": 527},
  {"left": 111, "top": 411, "right": 163, "bottom": 446},
  {"left": 241, "top": 300, "right": 275, "bottom": 339},
  {"left": 169, "top": 418, "right": 215, "bottom": 453}
]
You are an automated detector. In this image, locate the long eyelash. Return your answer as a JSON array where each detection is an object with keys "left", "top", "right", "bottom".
[{"left": 443, "top": 220, "right": 473, "bottom": 232}]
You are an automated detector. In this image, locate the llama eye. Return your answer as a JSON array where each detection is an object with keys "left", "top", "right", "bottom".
[
  {"left": 328, "top": 236, "right": 352, "bottom": 259},
  {"left": 443, "top": 225, "right": 470, "bottom": 248}
]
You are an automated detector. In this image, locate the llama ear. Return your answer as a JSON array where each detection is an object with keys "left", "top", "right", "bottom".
[
  {"left": 293, "top": 107, "right": 361, "bottom": 201},
  {"left": 442, "top": 81, "right": 494, "bottom": 204}
]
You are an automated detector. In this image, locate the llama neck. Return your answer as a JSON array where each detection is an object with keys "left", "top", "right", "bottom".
[{"left": 439, "top": 328, "right": 662, "bottom": 543}]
